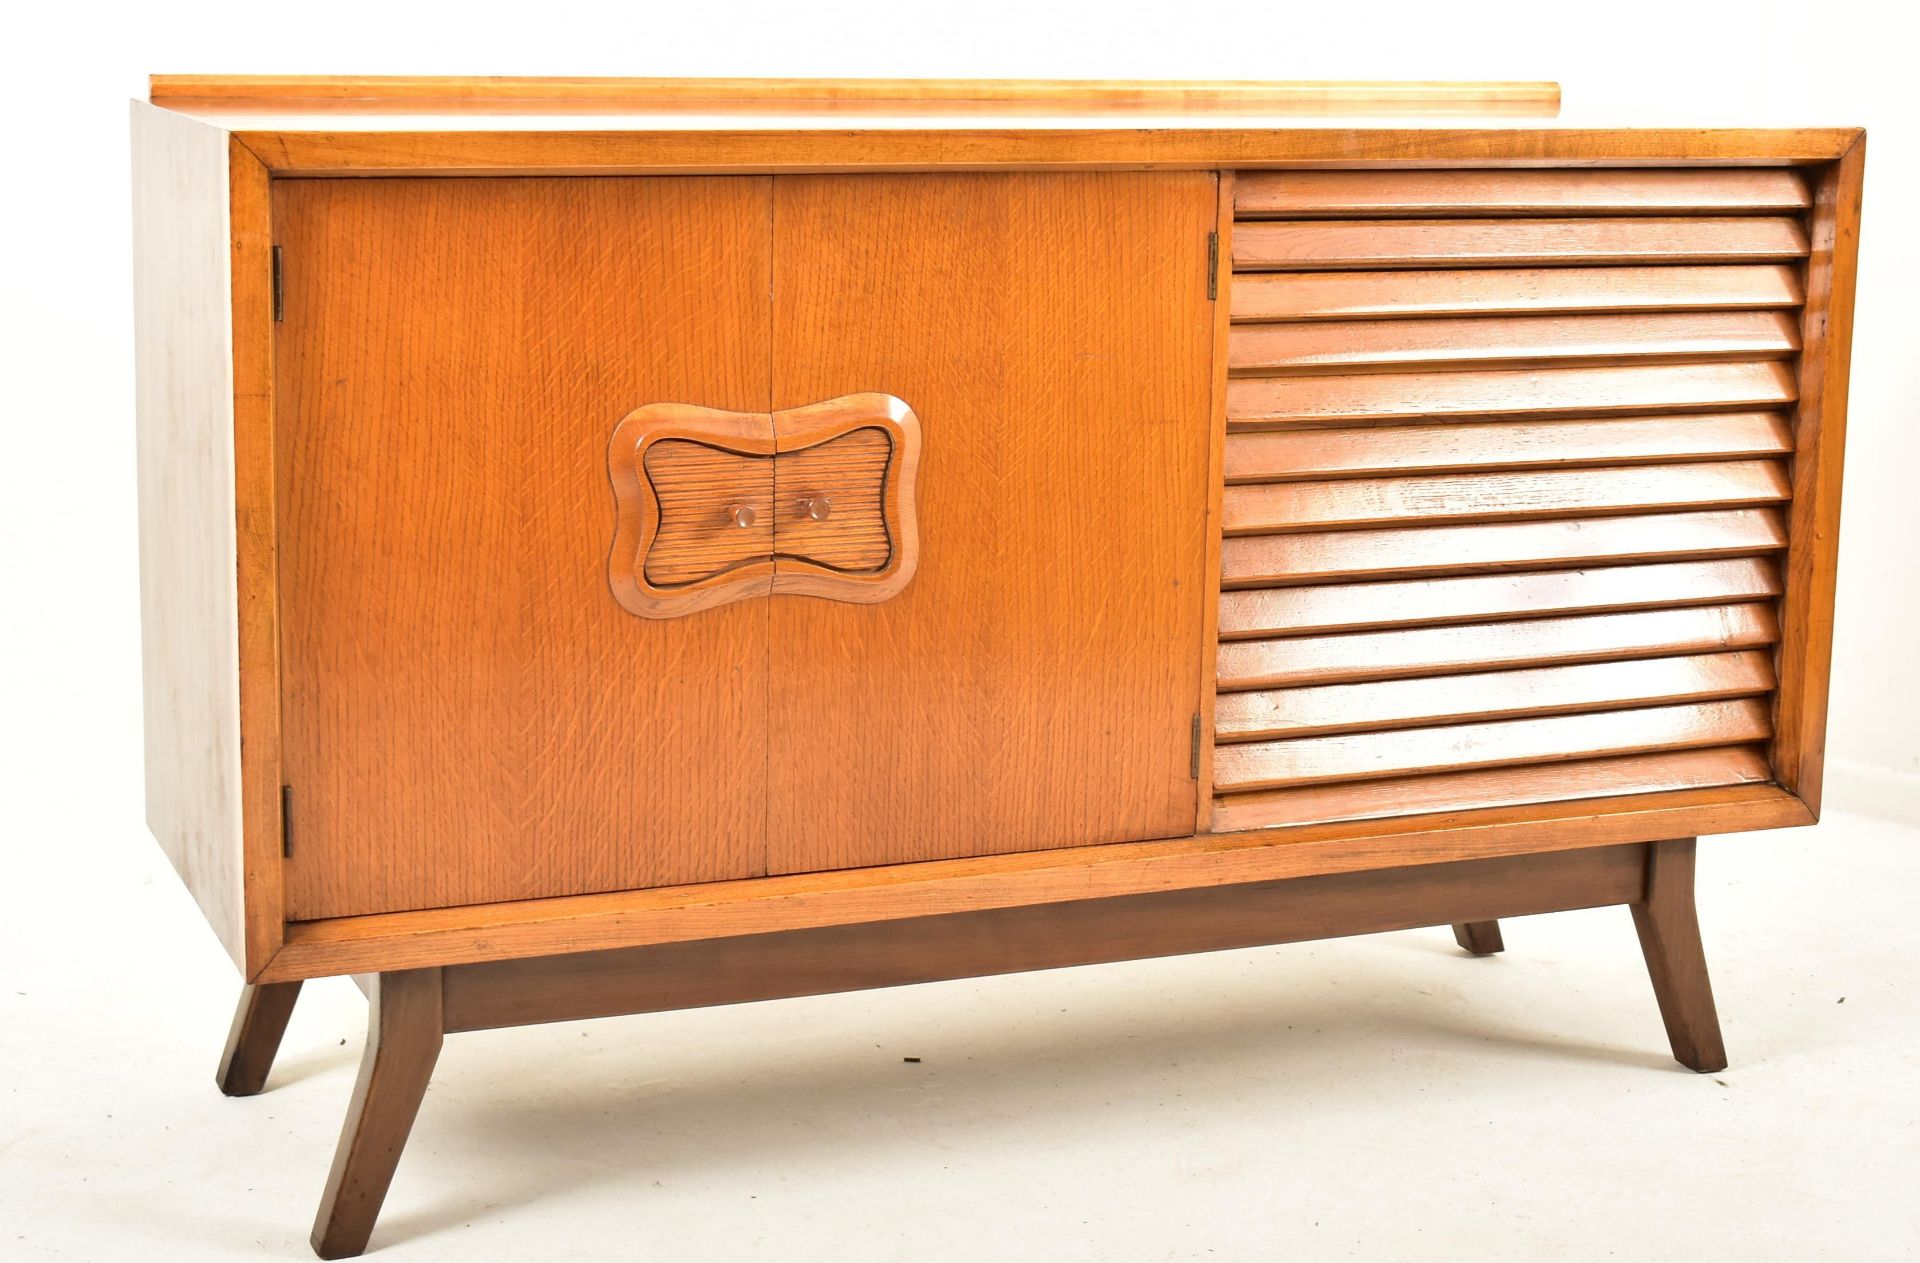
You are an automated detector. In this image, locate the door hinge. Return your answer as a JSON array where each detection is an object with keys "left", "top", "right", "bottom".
[
  {"left": 280, "top": 785, "right": 294, "bottom": 858},
  {"left": 1206, "top": 232, "right": 1219, "bottom": 301},
  {"left": 271, "top": 245, "right": 285, "bottom": 322},
  {"left": 1190, "top": 713, "right": 1203, "bottom": 779}
]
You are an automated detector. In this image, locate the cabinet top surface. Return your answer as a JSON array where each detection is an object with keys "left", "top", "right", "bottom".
[{"left": 140, "top": 77, "right": 1862, "bottom": 175}]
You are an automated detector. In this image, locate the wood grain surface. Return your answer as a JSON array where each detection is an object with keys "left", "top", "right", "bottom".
[
  {"left": 1230, "top": 310, "right": 1798, "bottom": 373},
  {"left": 1217, "top": 604, "right": 1780, "bottom": 690},
  {"left": 1222, "top": 460, "right": 1789, "bottom": 534},
  {"left": 639, "top": 440, "right": 774, "bottom": 584},
  {"left": 765, "top": 172, "right": 1215, "bottom": 872},
  {"left": 1233, "top": 217, "right": 1809, "bottom": 271},
  {"left": 1230, "top": 265, "right": 1806, "bottom": 323},
  {"left": 1219, "top": 558, "right": 1782, "bottom": 638},
  {"left": 275, "top": 177, "right": 775, "bottom": 918},
  {"left": 1227, "top": 361, "right": 1797, "bottom": 427},
  {"left": 1233, "top": 169, "right": 1810, "bottom": 218},
  {"left": 1223, "top": 414, "right": 1793, "bottom": 482},
  {"left": 1211, "top": 748, "right": 1772, "bottom": 832},
  {"left": 1212, "top": 698, "right": 1773, "bottom": 791}
]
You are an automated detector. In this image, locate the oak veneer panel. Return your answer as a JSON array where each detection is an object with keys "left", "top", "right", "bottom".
[
  {"left": 1212, "top": 698, "right": 1773, "bottom": 791},
  {"left": 275, "top": 177, "right": 775, "bottom": 919},
  {"left": 1210, "top": 747, "right": 1773, "bottom": 832},
  {"left": 1233, "top": 217, "right": 1809, "bottom": 271},
  {"left": 1218, "top": 558, "right": 1783, "bottom": 638},
  {"left": 1222, "top": 460, "right": 1788, "bottom": 534},
  {"left": 1218, "top": 603, "right": 1779, "bottom": 690},
  {"left": 1215, "top": 650, "right": 1775, "bottom": 740},
  {"left": 639, "top": 440, "right": 774, "bottom": 585},
  {"left": 1221, "top": 507, "right": 1787, "bottom": 587},
  {"left": 1230, "top": 266, "right": 1806, "bottom": 323},
  {"left": 766, "top": 172, "right": 1213, "bottom": 872},
  {"left": 1233, "top": 169, "right": 1811, "bottom": 218},
  {"left": 1222, "top": 414, "right": 1794, "bottom": 482},
  {"left": 1226, "top": 361, "right": 1798, "bottom": 427},
  {"left": 131, "top": 103, "right": 250, "bottom": 968},
  {"left": 1229, "top": 310, "right": 1799, "bottom": 374}
]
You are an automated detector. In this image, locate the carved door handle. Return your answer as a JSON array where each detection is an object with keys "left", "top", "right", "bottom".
[{"left": 608, "top": 393, "right": 921, "bottom": 618}]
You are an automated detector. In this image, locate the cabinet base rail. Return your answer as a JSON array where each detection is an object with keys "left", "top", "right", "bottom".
[{"left": 216, "top": 837, "right": 1723, "bottom": 1258}]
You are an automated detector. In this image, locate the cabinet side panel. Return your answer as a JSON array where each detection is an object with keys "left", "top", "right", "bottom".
[{"left": 131, "top": 102, "right": 246, "bottom": 969}]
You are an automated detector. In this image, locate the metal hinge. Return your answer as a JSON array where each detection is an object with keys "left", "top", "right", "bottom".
[
  {"left": 271, "top": 246, "right": 284, "bottom": 322},
  {"left": 280, "top": 785, "right": 294, "bottom": 858},
  {"left": 1206, "top": 232, "right": 1219, "bottom": 301},
  {"left": 1190, "top": 714, "right": 1202, "bottom": 778}
]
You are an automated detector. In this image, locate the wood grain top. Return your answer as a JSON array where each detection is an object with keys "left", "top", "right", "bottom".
[{"left": 150, "top": 76, "right": 1564, "bottom": 117}]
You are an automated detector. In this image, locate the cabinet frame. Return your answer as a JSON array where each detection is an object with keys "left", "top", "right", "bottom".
[{"left": 140, "top": 113, "right": 1861, "bottom": 984}]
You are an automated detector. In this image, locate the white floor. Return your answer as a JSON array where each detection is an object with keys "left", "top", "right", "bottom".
[{"left": 3, "top": 813, "right": 1917, "bottom": 1261}]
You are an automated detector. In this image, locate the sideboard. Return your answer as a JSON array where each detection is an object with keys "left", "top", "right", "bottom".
[{"left": 131, "top": 75, "right": 1864, "bottom": 1256}]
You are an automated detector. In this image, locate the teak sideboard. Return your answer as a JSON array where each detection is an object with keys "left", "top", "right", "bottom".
[{"left": 131, "top": 76, "right": 1865, "bottom": 1256}]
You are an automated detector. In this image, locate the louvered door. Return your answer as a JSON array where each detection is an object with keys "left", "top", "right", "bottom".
[{"left": 1212, "top": 168, "right": 1811, "bottom": 833}]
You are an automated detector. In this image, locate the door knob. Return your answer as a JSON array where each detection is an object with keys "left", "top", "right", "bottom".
[
  {"left": 803, "top": 496, "right": 832, "bottom": 522},
  {"left": 727, "top": 503, "right": 757, "bottom": 529}
]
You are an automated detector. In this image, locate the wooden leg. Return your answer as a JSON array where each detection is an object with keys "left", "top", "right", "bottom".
[
  {"left": 216, "top": 981, "right": 304, "bottom": 1097},
  {"left": 311, "top": 969, "right": 444, "bottom": 1260},
  {"left": 1451, "top": 921, "right": 1505, "bottom": 955},
  {"left": 1630, "top": 838, "right": 1728, "bottom": 1074}
]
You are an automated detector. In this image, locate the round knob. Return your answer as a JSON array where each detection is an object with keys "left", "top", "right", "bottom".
[
  {"left": 727, "top": 503, "right": 757, "bottom": 529},
  {"left": 803, "top": 496, "right": 832, "bottom": 522}
]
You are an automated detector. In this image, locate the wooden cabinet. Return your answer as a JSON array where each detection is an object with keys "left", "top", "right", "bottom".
[{"left": 131, "top": 77, "right": 1864, "bottom": 1257}]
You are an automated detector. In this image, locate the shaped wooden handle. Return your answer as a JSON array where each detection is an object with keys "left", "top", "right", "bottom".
[{"left": 608, "top": 393, "right": 921, "bottom": 618}]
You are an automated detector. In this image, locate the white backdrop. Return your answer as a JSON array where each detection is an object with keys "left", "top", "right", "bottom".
[{"left": 3, "top": 0, "right": 1915, "bottom": 847}]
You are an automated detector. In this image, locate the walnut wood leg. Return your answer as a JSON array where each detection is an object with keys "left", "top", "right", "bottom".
[
  {"left": 1451, "top": 921, "right": 1505, "bottom": 955},
  {"left": 311, "top": 969, "right": 445, "bottom": 1259},
  {"left": 1630, "top": 838, "right": 1727, "bottom": 1074},
  {"left": 216, "top": 981, "right": 304, "bottom": 1097}
]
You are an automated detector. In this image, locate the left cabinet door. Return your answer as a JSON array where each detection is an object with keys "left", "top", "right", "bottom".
[{"left": 275, "top": 177, "right": 774, "bottom": 919}]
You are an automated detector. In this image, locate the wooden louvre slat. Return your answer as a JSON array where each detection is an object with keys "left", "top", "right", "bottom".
[
  {"left": 1233, "top": 169, "right": 1813, "bottom": 219},
  {"left": 1209, "top": 746, "right": 1774, "bottom": 833},
  {"left": 1229, "top": 310, "right": 1799, "bottom": 374},
  {"left": 1210, "top": 697, "right": 1773, "bottom": 792},
  {"left": 1223, "top": 459, "right": 1789, "bottom": 535},
  {"left": 1220, "top": 507, "right": 1787, "bottom": 587},
  {"left": 1226, "top": 361, "right": 1797, "bottom": 428},
  {"left": 1218, "top": 557, "right": 1783, "bottom": 638},
  {"left": 1223, "top": 414, "right": 1794, "bottom": 483},
  {"left": 1217, "top": 603, "right": 1779, "bottom": 690},
  {"left": 1233, "top": 217, "right": 1810, "bottom": 272},
  {"left": 1215, "top": 650, "right": 1775, "bottom": 741},
  {"left": 1230, "top": 265, "right": 1805, "bottom": 323}
]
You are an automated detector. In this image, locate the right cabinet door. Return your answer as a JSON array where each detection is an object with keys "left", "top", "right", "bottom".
[{"left": 766, "top": 172, "right": 1217, "bottom": 873}]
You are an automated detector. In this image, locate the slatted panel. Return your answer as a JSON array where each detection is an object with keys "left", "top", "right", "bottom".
[
  {"left": 1232, "top": 266, "right": 1805, "bottom": 324},
  {"left": 1216, "top": 651, "right": 1775, "bottom": 741},
  {"left": 1218, "top": 603, "right": 1780, "bottom": 690},
  {"left": 1213, "top": 699, "right": 1772, "bottom": 792},
  {"left": 1231, "top": 310, "right": 1798, "bottom": 374},
  {"left": 1223, "top": 461, "right": 1789, "bottom": 534},
  {"left": 1210, "top": 747, "right": 1774, "bottom": 833},
  {"left": 1223, "top": 414, "right": 1794, "bottom": 482},
  {"left": 1234, "top": 218, "right": 1809, "bottom": 271},
  {"left": 1234, "top": 170, "right": 1812, "bottom": 218},
  {"left": 1219, "top": 558, "right": 1783, "bottom": 638},
  {"left": 1213, "top": 168, "right": 1804, "bottom": 830}
]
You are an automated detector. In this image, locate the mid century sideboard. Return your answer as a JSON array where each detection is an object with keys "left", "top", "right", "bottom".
[{"left": 131, "top": 76, "right": 1865, "bottom": 1256}]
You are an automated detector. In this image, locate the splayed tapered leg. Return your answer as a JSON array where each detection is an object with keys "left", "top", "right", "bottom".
[
  {"left": 1630, "top": 838, "right": 1727, "bottom": 1073},
  {"left": 1451, "top": 921, "right": 1505, "bottom": 955},
  {"left": 216, "top": 981, "right": 304, "bottom": 1097},
  {"left": 311, "top": 969, "right": 444, "bottom": 1259}
]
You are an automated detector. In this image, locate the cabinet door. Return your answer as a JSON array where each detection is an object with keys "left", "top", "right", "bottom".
[
  {"left": 276, "top": 177, "right": 773, "bottom": 919},
  {"left": 768, "top": 172, "right": 1216, "bottom": 872}
]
